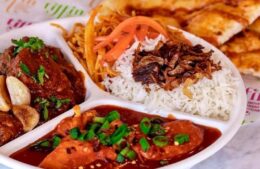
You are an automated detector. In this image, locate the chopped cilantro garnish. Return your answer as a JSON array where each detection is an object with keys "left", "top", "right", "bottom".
[
  {"left": 19, "top": 62, "right": 30, "bottom": 75},
  {"left": 12, "top": 37, "right": 44, "bottom": 55},
  {"left": 37, "top": 65, "right": 47, "bottom": 85},
  {"left": 50, "top": 96, "right": 70, "bottom": 109},
  {"left": 52, "top": 55, "right": 58, "bottom": 62},
  {"left": 35, "top": 97, "right": 50, "bottom": 121}
]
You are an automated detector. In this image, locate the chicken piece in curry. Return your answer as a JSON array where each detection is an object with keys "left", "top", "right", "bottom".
[{"left": 11, "top": 106, "right": 221, "bottom": 169}]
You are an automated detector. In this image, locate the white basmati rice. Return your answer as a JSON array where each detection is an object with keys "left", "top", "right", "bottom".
[{"left": 103, "top": 35, "right": 238, "bottom": 120}]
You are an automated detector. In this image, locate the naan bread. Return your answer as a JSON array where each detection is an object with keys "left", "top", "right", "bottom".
[
  {"left": 249, "top": 18, "right": 260, "bottom": 34},
  {"left": 221, "top": 29, "right": 260, "bottom": 77},
  {"left": 186, "top": 0, "right": 260, "bottom": 46}
]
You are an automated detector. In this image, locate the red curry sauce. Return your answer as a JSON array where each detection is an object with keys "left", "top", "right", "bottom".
[{"left": 10, "top": 105, "right": 221, "bottom": 169}]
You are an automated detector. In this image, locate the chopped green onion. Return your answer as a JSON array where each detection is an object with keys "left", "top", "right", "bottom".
[
  {"left": 174, "top": 134, "right": 190, "bottom": 145},
  {"left": 120, "top": 147, "right": 130, "bottom": 156},
  {"left": 97, "top": 132, "right": 111, "bottom": 145},
  {"left": 34, "top": 97, "right": 49, "bottom": 120},
  {"left": 116, "top": 154, "right": 125, "bottom": 163},
  {"left": 50, "top": 96, "right": 70, "bottom": 109},
  {"left": 39, "top": 140, "right": 50, "bottom": 147},
  {"left": 106, "top": 110, "right": 120, "bottom": 122},
  {"left": 19, "top": 62, "right": 30, "bottom": 75},
  {"left": 153, "top": 136, "right": 169, "bottom": 147},
  {"left": 140, "top": 118, "right": 151, "bottom": 135},
  {"left": 100, "top": 120, "right": 110, "bottom": 130},
  {"left": 52, "top": 135, "right": 61, "bottom": 148},
  {"left": 86, "top": 130, "right": 95, "bottom": 140},
  {"left": 149, "top": 123, "right": 165, "bottom": 136},
  {"left": 69, "top": 127, "right": 80, "bottom": 139},
  {"left": 126, "top": 150, "right": 136, "bottom": 160},
  {"left": 93, "top": 117, "right": 105, "bottom": 124},
  {"left": 110, "top": 124, "right": 128, "bottom": 144},
  {"left": 89, "top": 123, "right": 100, "bottom": 131},
  {"left": 78, "top": 132, "right": 87, "bottom": 141},
  {"left": 139, "top": 137, "right": 150, "bottom": 152}
]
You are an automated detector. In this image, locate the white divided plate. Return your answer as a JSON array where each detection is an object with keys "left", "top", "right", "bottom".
[{"left": 0, "top": 16, "right": 247, "bottom": 169}]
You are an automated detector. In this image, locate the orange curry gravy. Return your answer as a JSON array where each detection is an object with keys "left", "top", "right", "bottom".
[{"left": 10, "top": 105, "right": 221, "bottom": 169}]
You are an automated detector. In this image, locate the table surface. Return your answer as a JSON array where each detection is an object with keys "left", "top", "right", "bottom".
[{"left": 1, "top": 121, "right": 259, "bottom": 169}]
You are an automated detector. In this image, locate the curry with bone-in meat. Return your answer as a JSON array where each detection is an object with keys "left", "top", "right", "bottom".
[{"left": 11, "top": 106, "right": 221, "bottom": 169}]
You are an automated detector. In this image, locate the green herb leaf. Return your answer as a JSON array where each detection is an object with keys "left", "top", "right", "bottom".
[
  {"left": 69, "top": 127, "right": 80, "bottom": 139},
  {"left": 37, "top": 65, "right": 46, "bottom": 85},
  {"left": 43, "top": 105, "right": 49, "bottom": 121},
  {"left": 35, "top": 97, "right": 50, "bottom": 121},
  {"left": 174, "top": 134, "right": 190, "bottom": 145},
  {"left": 19, "top": 62, "right": 30, "bottom": 75},
  {"left": 50, "top": 96, "right": 70, "bottom": 109},
  {"left": 12, "top": 37, "right": 44, "bottom": 55},
  {"left": 139, "top": 137, "right": 150, "bottom": 152}
]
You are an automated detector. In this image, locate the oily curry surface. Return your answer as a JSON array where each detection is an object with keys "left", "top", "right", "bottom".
[{"left": 11, "top": 106, "right": 221, "bottom": 169}]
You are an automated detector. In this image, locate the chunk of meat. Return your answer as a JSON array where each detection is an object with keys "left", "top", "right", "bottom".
[
  {"left": 39, "top": 139, "right": 117, "bottom": 169},
  {"left": 0, "top": 39, "right": 86, "bottom": 120},
  {"left": 131, "top": 120, "right": 204, "bottom": 160},
  {"left": 55, "top": 110, "right": 96, "bottom": 137},
  {"left": 0, "top": 113, "right": 23, "bottom": 146}
]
